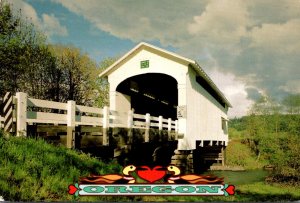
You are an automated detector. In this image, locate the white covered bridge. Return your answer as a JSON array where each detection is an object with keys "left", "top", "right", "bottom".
[
  {"left": 0, "top": 42, "right": 232, "bottom": 172},
  {"left": 99, "top": 42, "right": 231, "bottom": 154}
]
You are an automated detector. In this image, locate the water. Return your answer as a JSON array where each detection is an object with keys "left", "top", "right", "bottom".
[{"left": 205, "top": 169, "right": 270, "bottom": 185}]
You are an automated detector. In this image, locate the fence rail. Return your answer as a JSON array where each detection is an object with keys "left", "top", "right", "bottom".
[{"left": 1, "top": 92, "right": 179, "bottom": 146}]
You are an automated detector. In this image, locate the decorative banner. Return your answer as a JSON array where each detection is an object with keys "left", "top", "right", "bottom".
[{"left": 68, "top": 165, "right": 235, "bottom": 197}]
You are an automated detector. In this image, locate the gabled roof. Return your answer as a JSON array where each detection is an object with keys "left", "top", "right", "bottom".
[{"left": 99, "top": 42, "right": 232, "bottom": 108}]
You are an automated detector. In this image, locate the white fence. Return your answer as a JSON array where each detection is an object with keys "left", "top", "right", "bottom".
[
  {"left": 0, "top": 116, "right": 3, "bottom": 129},
  {"left": 1, "top": 92, "right": 179, "bottom": 147}
]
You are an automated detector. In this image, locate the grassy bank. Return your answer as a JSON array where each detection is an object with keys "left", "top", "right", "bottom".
[
  {"left": 1, "top": 129, "right": 299, "bottom": 202},
  {"left": 224, "top": 128, "right": 267, "bottom": 170},
  {"left": 140, "top": 130, "right": 300, "bottom": 202},
  {"left": 0, "top": 131, "right": 140, "bottom": 202},
  {"left": 140, "top": 181, "right": 300, "bottom": 202},
  {"left": 225, "top": 140, "right": 261, "bottom": 170}
]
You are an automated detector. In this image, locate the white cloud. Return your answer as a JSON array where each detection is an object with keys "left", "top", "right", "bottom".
[
  {"left": 279, "top": 80, "right": 300, "bottom": 94},
  {"left": 206, "top": 68, "right": 254, "bottom": 118},
  {"left": 247, "top": 0, "right": 300, "bottom": 25},
  {"left": 249, "top": 19, "right": 300, "bottom": 54},
  {"left": 188, "top": 0, "right": 250, "bottom": 44},
  {"left": 9, "top": 0, "right": 40, "bottom": 24},
  {"left": 8, "top": 0, "right": 68, "bottom": 38},
  {"left": 47, "top": 0, "right": 300, "bottom": 116},
  {"left": 52, "top": 0, "right": 207, "bottom": 45},
  {"left": 42, "top": 14, "right": 68, "bottom": 37}
]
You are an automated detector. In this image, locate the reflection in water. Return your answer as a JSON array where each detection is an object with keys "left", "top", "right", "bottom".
[{"left": 205, "top": 169, "right": 270, "bottom": 185}]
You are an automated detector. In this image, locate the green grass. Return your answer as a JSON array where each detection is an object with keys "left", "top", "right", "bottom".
[
  {"left": 225, "top": 128, "right": 268, "bottom": 170},
  {"left": 0, "top": 130, "right": 140, "bottom": 201},
  {"left": 140, "top": 182, "right": 300, "bottom": 202},
  {"left": 228, "top": 127, "right": 246, "bottom": 140},
  {"left": 225, "top": 139, "right": 266, "bottom": 170},
  {"left": 1, "top": 130, "right": 299, "bottom": 202},
  {"left": 236, "top": 182, "right": 300, "bottom": 201}
]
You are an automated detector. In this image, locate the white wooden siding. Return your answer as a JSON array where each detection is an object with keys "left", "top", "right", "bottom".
[
  {"left": 177, "top": 67, "right": 228, "bottom": 150},
  {"left": 108, "top": 48, "right": 188, "bottom": 136},
  {"left": 108, "top": 49, "right": 188, "bottom": 91}
]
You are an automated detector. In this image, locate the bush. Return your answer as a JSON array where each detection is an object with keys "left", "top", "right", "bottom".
[{"left": 245, "top": 114, "right": 300, "bottom": 184}]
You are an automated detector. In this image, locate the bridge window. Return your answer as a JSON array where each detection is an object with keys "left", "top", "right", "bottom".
[
  {"left": 221, "top": 117, "right": 228, "bottom": 134},
  {"left": 196, "top": 76, "right": 226, "bottom": 108}
]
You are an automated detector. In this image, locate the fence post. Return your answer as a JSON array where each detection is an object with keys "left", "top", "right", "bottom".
[
  {"left": 102, "top": 106, "right": 109, "bottom": 145},
  {"left": 67, "top": 100, "right": 75, "bottom": 149},
  {"left": 16, "top": 92, "right": 27, "bottom": 137},
  {"left": 158, "top": 115, "right": 163, "bottom": 142},
  {"left": 168, "top": 118, "right": 172, "bottom": 140},
  {"left": 127, "top": 109, "right": 133, "bottom": 144},
  {"left": 158, "top": 116, "right": 163, "bottom": 131},
  {"left": 145, "top": 113, "right": 150, "bottom": 142},
  {"left": 200, "top": 140, "right": 204, "bottom": 147},
  {"left": 3, "top": 92, "right": 13, "bottom": 135},
  {"left": 127, "top": 109, "right": 133, "bottom": 128},
  {"left": 175, "top": 120, "right": 178, "bottom": 139}
]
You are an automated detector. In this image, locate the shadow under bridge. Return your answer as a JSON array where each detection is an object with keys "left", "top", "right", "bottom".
[{"left": 116, "top": 73, "right": 178, "bottom": 120}]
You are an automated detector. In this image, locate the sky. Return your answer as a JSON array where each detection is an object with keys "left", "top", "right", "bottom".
[{"left": 6, "top": 0, "right": 300, "bottom": 118}]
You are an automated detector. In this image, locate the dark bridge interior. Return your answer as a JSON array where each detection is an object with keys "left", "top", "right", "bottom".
[{"left": 116, "top": 73, "right": 178, "bottom": 120}]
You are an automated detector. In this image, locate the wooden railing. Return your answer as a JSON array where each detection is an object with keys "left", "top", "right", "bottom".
[
  {"left": 0, "top": 116, "right": 4, "bottom": 129},
  {"left": 1, "top": 92, "right": 179, "bottom": 145}
]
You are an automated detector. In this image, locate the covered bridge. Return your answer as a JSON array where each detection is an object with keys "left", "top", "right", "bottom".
[{"left": 99, "top": 42, "right": 232, "bottom": 170}]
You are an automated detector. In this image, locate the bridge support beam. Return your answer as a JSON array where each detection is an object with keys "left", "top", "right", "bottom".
[{"left": 221, "top": 146, "right": 225, "bottom": 166}]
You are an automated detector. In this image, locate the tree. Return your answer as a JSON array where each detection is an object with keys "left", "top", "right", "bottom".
[
  {"left": 282, "top": 94, "right": 300, "bottom": 114},
  {"left": 0, "top": 1, "right": 113, "bottom": 107},
  {"left": 94, "top": 58, "right": 116, "bottom": 108},
  {"left": 0, "top": 1, "right": 24, "bottom": 95},
  {"left": 0, "top": 1, "right": 55, "bottom": 98},
  {"left": 49, "top": 45, "right": 99, "bottom": 105},
  {"left": 246, "top": 94, "right": 300, "bottom": 183}
]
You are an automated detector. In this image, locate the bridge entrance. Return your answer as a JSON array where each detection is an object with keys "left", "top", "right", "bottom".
[{"left": 116, "top": 73, "right": 178, "bottom": 120}]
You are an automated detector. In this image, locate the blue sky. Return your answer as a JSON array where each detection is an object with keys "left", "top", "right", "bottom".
[
  {"left": 21, "top": 0, "right": 138, "bottom": 61},
  {"left": 17, "top": 0, "right": 178, "bottom": 62},
  {"left": 7, "top": 0, "right": 300, "bottom": 117}
]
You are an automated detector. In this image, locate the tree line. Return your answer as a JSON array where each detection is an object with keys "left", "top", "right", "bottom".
[
  {"left": 230, "top": 94, "right": 300, "bottom": 184},
  {"left": 0, "top": 1, "right": 113, "bottom": 107}
]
